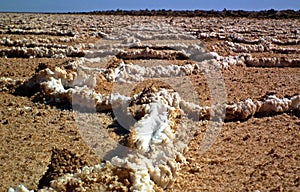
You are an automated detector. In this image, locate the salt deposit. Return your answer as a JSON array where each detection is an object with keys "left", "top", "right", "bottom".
[
  {"left": 245, "top": 56, "right": 300, "bottom": 67},
  {"left": 5, "top": 13, "right": 300, "bottom": 192},
  {"left": 16, "top": 57, "right": 299, "bottom": 191},
  {"left": 181, "top": 95, "right": 300, "bottom": 121},
  {"left": 8, "top": 185, "right": 34, "bottom": 192}
]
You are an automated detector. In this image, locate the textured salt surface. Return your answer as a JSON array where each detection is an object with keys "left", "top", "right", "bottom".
[
  {"left": 11, "top": 53, "right": 299, "bottom": 191},
  {"left": 4, "top": 13, "right": 299, "bottom": 192}
]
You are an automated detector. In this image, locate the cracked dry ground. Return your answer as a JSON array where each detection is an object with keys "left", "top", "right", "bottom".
[{"left": 0, "top": 14, "right": 299, "bottom": 191}]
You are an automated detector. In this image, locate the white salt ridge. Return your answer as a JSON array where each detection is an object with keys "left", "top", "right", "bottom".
[
  {"left": 83, "top": 48, "right": 242, "bottom": 80},
  {"left": 109, "top": 63, "right": 186, "bottom": 82},
  {"left": 12, "top": 94, "right": 299, "bottom": 192},
  {"left": 112, "top": 155, "right": 156, "bottom": 191},
  {"left": 181, "top": 95, "right": 300, "bottom": 121},
  {"left": 21, "top": 63, "right": 190, "bottom": 190},
  {"left": 245, "top": 55, "right": 300, "bottom": 67},
  {"left": 41, "top": 163, "right": 124, "bottom": 191},
  {"left": 226, "top": 95, "right": 300, "bottom": 120},
  {"left": 0, "top": 37, "right": 68, "bottom": 49},
  {"left": 0, "top": 46, "right": 84, "bottom": 58},
  {"left": 131, "top": 103, "right": 172, "bottom": 153},
  {"left": 27, "top": 65, "right": 131, "bottom": 111},
  {"left": 8, "top": 185, "right": 33, "bottom": 192},
  {"left": 69, "top": 86, "right": 131, "bottom": 112},
  {"left": 84, "top": 48, "right": 123, "bottom": 58},
  {"left": 104, "top": 59, "right": 235, "bottom": 83},
  {"left": 3, "top": 28, "right": 76, "bottom": 37},
  {"left": 225, "top": 41, "right": 266, "bottom": 53},
  {"left": 84, "top": 39, "right": 204, "bottom": 61},
  {"left": 12, "top": 60, "right": 299, "bottom": 192},
  {"left": 259, "top": 95, "right": 300, "bottom": 113},
  {"left": 102, "top": 23, "right": 195, "bottom": 41},
  {"left": 225, "top": 40, "right": 300, "bottom": 54}
]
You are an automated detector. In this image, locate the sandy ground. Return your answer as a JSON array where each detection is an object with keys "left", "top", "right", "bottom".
[{"left": 0, "top": 13, "right": 299, "bottom": 191}]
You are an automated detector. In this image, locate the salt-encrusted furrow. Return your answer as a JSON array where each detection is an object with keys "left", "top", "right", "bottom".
[
  {"left": 27, "top": 62, "right": 300, "bottom": 122},
  {"left": 189, "top": 16, "right": 300, "bottom": 69},
  {"left": 8, "top": 185, "right": 34, "bottom": 192},
  {"left": 0, "top": 46, "right": 84, "bottom": 58},
  {"left": 4, "top": 28, "right": 76, "bottom": 37},
  {"left": 181, "top": 95, "right": 300, "bottom": 121},
  {"left": 18, "top": 60, "right": 195, "bottom": 191},
  {"left": 116, "top": 47, "right": 189, "bottom": 60},
  {"left": 75, "top": 59, "right": 235, "bottom": 83},
  {"left": 37, "top": 162, "right": 129, "bottom": 191},
  {"left": 225, "top": 41, "right": 267, "bottom": 53},
  {"left": 0, "top": 38, "right": 68, "bottom": 49},
  {"left": 225, "top": 40, "right": 300, "bottom": 54},
  {"left": 84, "top": 49, "right": 124, "bottom": 59},
  {"left": 84, "top": 49, "right": 243, "bottom": 82},
  {"left": 4, "top": 13, "right": 300, "bottom": 192},
  {"left": 245, "top": 56, "right": 300, "bottom": 67},
  {"left": 230, "top": 34, "right": 261, "bottom": 44},
  {"left": 18, "top": 57, "right": 300, "bottom": 191}
]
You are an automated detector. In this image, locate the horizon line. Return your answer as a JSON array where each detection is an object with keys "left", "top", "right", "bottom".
[{"left": 1, "top": 8, "right": 299, "bottom": 14}]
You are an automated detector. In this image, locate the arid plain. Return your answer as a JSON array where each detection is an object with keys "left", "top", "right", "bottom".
[{"left": 0, "top": 13, "right": 299, "bottom": 191}]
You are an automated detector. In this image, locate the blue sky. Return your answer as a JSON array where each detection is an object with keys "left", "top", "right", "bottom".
[{"left": 0, "top": 0, "right": 299, "bottom": 13}]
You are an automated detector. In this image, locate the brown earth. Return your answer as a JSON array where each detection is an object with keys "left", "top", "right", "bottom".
[{"left": 0, "top": 13, "right": 299, "bottom": 192}]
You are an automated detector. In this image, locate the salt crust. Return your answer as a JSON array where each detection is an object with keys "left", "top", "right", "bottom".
[
  {"left": 12, "top": 60, "right": 300, "bottom": 191},
  {"left": 8, "top": 21, "right": 299, "bottom": 191}
]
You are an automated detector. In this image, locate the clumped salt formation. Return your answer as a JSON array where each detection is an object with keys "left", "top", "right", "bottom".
[
  {"left": 81, "top": 21, "right": 243, "bottom": 70},
  {"left": 16, "top": 57, "right": 300, "bottom": 192},
  {"left": 0, "top": 45, "right": 84, "bottom": 58},
  {"left": 244, "top": 56, "right": 300, "bottom": 67},
  {"left": 8, "top": 185, "right": 34, "bottom": 192},
  {"left": 226, "top": 95, "right": 300, "bottom": 120},
  {"left": 1, "top": 13, "right": 298, "bottom": 65},
  {"left": 116, "top": 47, "right": 189, "bottom": 60},
  {"left": 19, "top": 83, "right": 189, "bottom": 191},
  {"left": 180, "top": 95, "right": 300, "bottom": 121},
  {"left": 12, "top": 18, "right": 300, "bottom": 191},
  {"left": 186, "top": 16, "right": 300, "bottom": 69},
  {"left": 0, "top": 37, "right": 68, "bottom": 48},
  {"left": 1, "top": 28, "right": 76, "bottom": 37},
  {"left": 225, "top": 40, "right": 300, "bottom": 55},
  {"left": 31, "top": 59, "right": 299, "bottom": 119},
  {"left": 15, "top": 57, "right": 197, "bottom": 191},
  {"left": 42, "top": 162, "right": 130, "bottom": 192},
  {"left": 76, "top": 56, "right": 234, "bottom": 84},
  {"left": 0, "top": 27, "right": 84, "bottom": 58}
]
